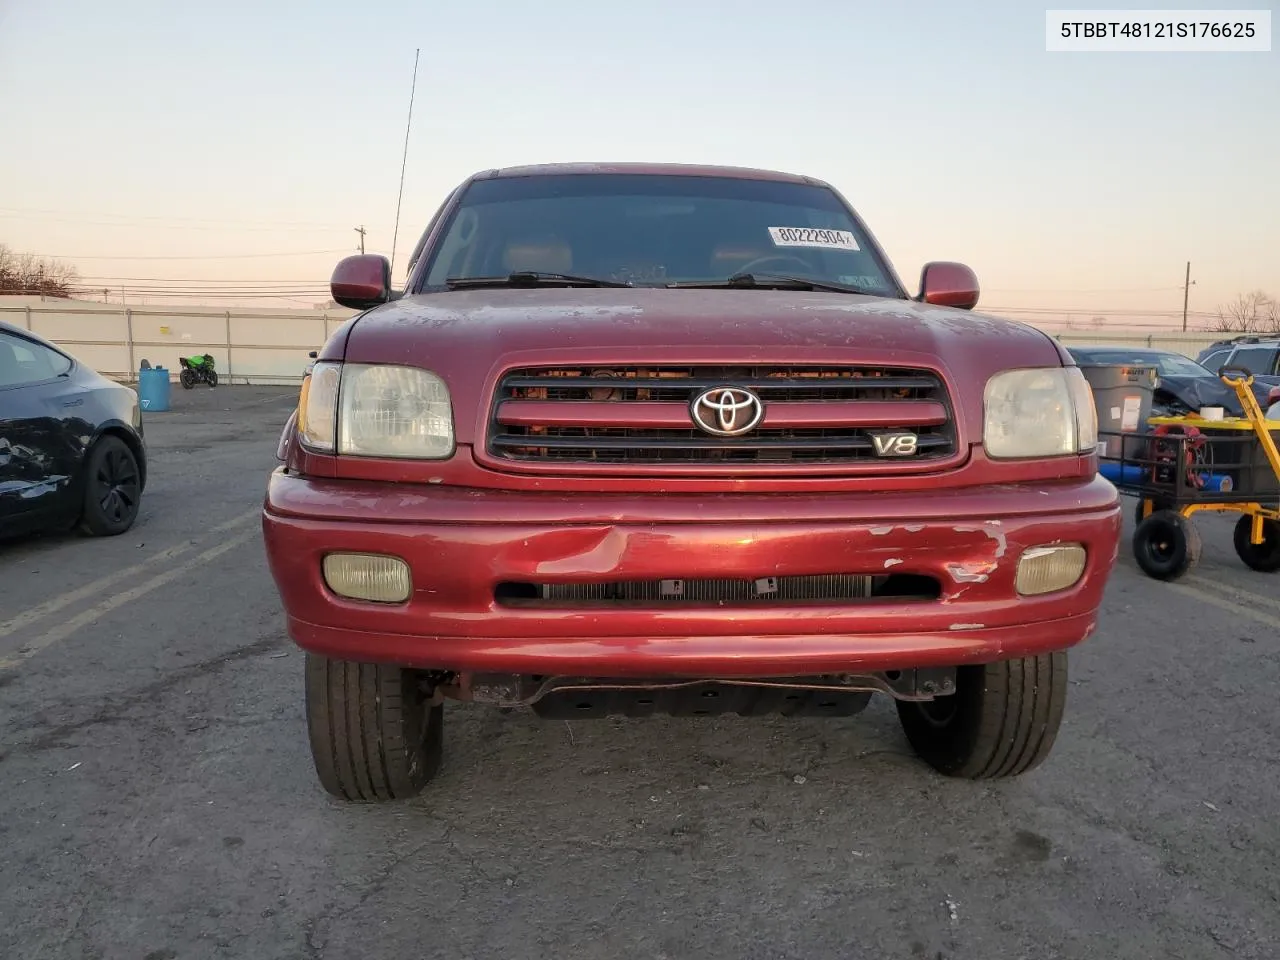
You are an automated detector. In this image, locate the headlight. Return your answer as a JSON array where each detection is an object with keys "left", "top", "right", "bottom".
[
  {"left": 984, "top": 367, "right": 1097, "bottom": 459},
  {"left": 297, "top": 361, "right": 341, "bottom": 452},
  {"left": 296, "top": 361, "right": 454, "bottom": 459},
  {"left": 1065, "top": 365, "right": 1098, "bottom": 453}
]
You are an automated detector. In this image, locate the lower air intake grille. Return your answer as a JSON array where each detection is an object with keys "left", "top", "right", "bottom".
[{"left": 500, "top": 574, "right": 874, "bottom": 605}]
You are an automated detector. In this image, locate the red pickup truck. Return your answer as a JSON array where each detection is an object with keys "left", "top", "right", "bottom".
[{"left": 263, "top": 163, "right": 1122, "bottom": 802}]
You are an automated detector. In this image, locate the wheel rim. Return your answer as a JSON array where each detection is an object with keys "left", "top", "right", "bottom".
[
  {"left": 1148, "top": 532, "right": 1175, "bottom": 562},
  {"left": 95, "top": 447, "right": 139, "bottom": 525},
  {"left": 1141, "top": 520, "right": 1180, "bottom": 565}
]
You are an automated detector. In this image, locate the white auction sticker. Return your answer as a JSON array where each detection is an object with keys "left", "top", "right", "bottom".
[
  {"left": 1046, "top": 10, "right": 1271, "bottom": 51},
  {"left": 1121, "top": 395, "right": 1142, "bottom": 431},
  {"left": 768, "top": 227, "right": 860, "bottom": 251}
]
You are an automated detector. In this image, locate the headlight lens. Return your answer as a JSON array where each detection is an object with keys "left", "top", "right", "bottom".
[
  {"left": 297, "top": 361, "right": 341, "bottom": 452},
  {"left": 338, "top": 363, "right": 454, "bottom": 458},
  {"left": 984, "top": 367, "right": 1097, "bottom": 459},
  {"left": 296, "top": 361, "right": 454, "bottom": 459},
  {"left": 1065, "top": 365, "right": 1098, "bottom": 453}
]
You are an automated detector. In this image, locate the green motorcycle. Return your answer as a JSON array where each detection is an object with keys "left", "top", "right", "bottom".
[{"left": 178, "top": 353, "right": 218, "bottom": 389}]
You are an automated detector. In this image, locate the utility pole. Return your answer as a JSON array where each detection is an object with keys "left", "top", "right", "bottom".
[
  {"left": 354, "top": 225, "right": 367, "bottom": 254},
  {"left": 1182, "top": 261, "right": 1194, "bottom": 332}
]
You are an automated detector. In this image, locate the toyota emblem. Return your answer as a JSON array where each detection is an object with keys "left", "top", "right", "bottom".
[{"left": 689, "top": 386, "right": 765, "bottom": 437}]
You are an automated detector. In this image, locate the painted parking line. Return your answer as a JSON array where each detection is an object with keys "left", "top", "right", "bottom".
[
  {"left": 1119, "top": 552, "right": 1280, "bottom": 619},
  {"left": 0, "top": 524, "right": 261, "bottom": 672},
  {"left": 1161, "top": 578, "right": 1280, "bottom": 635},
  {"left": 1185, "top": 574, "right": 1280, "bottom": 616},
  {"left": 0, "top": 507, "right": 260, "bottom": 641}
]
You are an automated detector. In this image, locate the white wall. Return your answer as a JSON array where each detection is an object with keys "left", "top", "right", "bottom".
[
  {"left": 0, "top": 297, "right": 1228, "bottom": 385},
  {"left": 1, "top": 298, "right": 356, "bottom": 385}
]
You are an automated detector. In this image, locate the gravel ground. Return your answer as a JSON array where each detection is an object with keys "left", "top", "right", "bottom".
[{"left": 1, "top": 385, "right": 1277, "bottom": 960}]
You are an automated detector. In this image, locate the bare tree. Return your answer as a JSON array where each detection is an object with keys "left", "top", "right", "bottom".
[
  {"left": 1209, "top": 290, "right": 1278, "bottom": 334},
  {"left": 1089, "top": 316, "right": 1106, "bottom": 329},
  {"left": 1262, "top": 297, "right": 1280, "bottom": 335},
  {"left": 0, "top": 244, "right": 80, "bottom": 298}
]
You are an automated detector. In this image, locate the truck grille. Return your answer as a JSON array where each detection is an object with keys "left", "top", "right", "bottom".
[{"left": 484, "top": 364, "right": 958, "bottom": 473}]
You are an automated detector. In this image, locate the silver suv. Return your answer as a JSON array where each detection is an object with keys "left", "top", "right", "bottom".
[{"left": 1198, "top": 336, "right": 1280, "bottom": 383}]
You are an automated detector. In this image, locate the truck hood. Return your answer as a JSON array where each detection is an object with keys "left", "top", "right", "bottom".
[{"left": 339, "top": 288, "right": 1067, "bottom": 447}]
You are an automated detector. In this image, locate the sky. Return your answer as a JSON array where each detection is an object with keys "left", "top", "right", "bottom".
[{"left": 0, "top": 0, "right": 1276, "bottom": 330}]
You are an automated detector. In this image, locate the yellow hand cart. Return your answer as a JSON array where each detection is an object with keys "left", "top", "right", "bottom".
[{"left": 1097, "top": 366, "right": 1280, "bottom": 581}]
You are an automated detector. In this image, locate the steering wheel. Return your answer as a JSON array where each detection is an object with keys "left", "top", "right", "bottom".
[{"left": 733, "top": 254, "right": 814, "bottom": 276}]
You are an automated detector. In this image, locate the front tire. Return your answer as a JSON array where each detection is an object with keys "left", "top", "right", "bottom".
[
  {"left": 896, "top": 653, "right": 1068, "bottom": 779},
  {"left": 78, "top": 436, "right": 142, "bottom": 536},
  {"left": 304, "top": 654, "right": 443, "bottom": 802},
  {"left": 206, "top": 369, "right": 219, "bottom": 387},
  {"left": 180, "top": 368, "right": 196, "bottom": 389}
]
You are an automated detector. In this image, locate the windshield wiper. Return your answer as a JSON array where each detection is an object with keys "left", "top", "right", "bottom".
[
  {"left": 667, "top": 273, "right": 874, "bottom": 295},
  {"left": 445, "top": 271, "right": 632, "bottom": 289}
]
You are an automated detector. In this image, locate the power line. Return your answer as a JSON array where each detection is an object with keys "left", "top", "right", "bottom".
[
  {"left": 64, "top": 281, "right": 332, "bottom": 295},
  {"left": 0, "top": 213, "right": 350, "bottom": 233},
  {"left": 73, "top": 276, "right": 329, "bottom": 284},
  {"left": 0, "top": 206, "right": 352, "bottom": 228},
  {"left": 389, "top": 47, "right": 420, "bottom": 278},
  {"left": 23, "top": 249, "right": 350, "bottom": 261},
  {"left": 982, "top": 286, "right": 1185, "bottom": 294},
  {"left": 62, "top": 291, "right": 330, "bottom": 300},
  {"left": 67, "top": 284, "right": 328, "bottom": 293},
  {"left": 984, "top": 305, "right": 1220, "bottom": 317},
  {"left": 72, "top": 289, "right": 329, "bottom": 296}
]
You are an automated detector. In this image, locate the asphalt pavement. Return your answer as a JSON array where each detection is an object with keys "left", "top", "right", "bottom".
[{"left": 1, "top": 385, "right": 1277, "bottom": 960}]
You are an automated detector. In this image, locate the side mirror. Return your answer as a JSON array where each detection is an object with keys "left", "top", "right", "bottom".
[
  {"left": 331, "top": 254, "right": 392, "bottom": 310},
  {"left": 918, "top": 261, "right": 980, "bottom": 310},
  {"left": 1268, "top": 385, "right": 1280, "bottom": 404}
]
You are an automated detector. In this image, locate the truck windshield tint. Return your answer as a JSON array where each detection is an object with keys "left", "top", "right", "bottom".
[{"left": 417, "top": 174, "right": 902, "bottom": 295}]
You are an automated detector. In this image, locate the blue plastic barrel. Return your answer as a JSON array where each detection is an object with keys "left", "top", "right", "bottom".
[
  {"left": 1202, "top": 473, "right": 1235, "bottom": 493},
  {"left": 1101, "top": 461, "right": 1235, "bottom": 494},
  {"left": 1099, "top": 462, "right": 1146, "bottom": 484},
  {"left": 138, "top": 365, "right": 171, "bottom": 413}
]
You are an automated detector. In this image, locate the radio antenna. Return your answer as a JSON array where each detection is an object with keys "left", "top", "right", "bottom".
[{"left": 389, "top": 47, "right": 420, "bottom": 278}]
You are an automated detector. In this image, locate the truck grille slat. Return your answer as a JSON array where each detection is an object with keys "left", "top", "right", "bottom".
[
  {"left": 491, "top": 433, "right": 953, "bottom": 453},
  {"left": 502, "top": 374, "right": 941, "bottom": 395},
  {"left": 485, "top": 364, "right": 959, "bottom": 472}
]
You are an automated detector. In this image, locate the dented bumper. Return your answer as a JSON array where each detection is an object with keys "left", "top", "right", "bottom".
[{"left": 261, "top": 468, "right": 1122, "bottom": 677}]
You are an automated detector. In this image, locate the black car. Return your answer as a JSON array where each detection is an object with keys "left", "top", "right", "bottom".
[
  {"left": 0, "top": 320, "right": 147, "bottom": 540},
  {"left": 1066, "top": 345, "right": 1276, "bottom": 418}
]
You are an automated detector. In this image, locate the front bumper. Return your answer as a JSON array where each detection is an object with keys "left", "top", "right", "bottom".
[{"left": 261, "top": 468, "right": 1122, "bottom": 677}]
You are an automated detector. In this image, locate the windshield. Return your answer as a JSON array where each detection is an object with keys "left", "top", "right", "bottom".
[
  {"left": 417, "top": 174, "right": 904, "bottom": 295},
  {"left": 1076, "top": 350, "right": 1211, "bottom": 378}
]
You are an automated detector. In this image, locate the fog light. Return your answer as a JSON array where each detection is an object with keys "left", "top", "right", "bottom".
[
  {"left": 322, "top": 553, "right": 411, "bottom": 603},
  {"left": 1015, "top": 544, "right": 1087, "bottom": 596}
]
